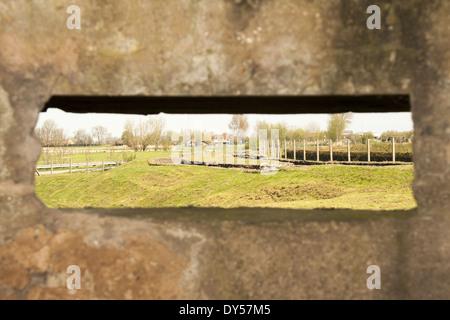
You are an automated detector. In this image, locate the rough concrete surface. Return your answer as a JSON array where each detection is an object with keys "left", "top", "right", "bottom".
[{"left": 0, "top": 0, "right": 449, "bottom": 299}]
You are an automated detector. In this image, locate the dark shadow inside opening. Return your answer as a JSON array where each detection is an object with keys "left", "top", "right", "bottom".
[{"left": 44, "top": 94, "right": 410, "bottom": 115}]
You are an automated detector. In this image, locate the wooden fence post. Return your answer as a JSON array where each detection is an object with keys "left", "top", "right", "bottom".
[
  {"left": 245, "top": 137, "right": 249, "bottom": 165},
  {"left": 202, "top": 143, "right": 204, "bottom": 165},
  {"left": 392, "top": 138, "right": 396, "bottom": 163},
  {"left": 316, "top": 140, "right": 319, "bottom": 162},
  {"left": 201, "top": 133, "right": 205, "bottom": 164},
  {"left": 367, "top": 139, "right": 371, "bottom": 162},
  {"left": 284, "top": 139, "right": 287, "bottom": 159},
  {"left": 102, "top": 159, "right": 104, "bottom": 172},
  {"left": 234, "top": 137, "right": 238, "bottom": 165},
  {"left": 273, "top": 140, "right": 275, "bottom": 159},
  {"left": 70, "top": 159, "right": 72, "bottom": 174},
  {"left": 347, "top": 140, "right": 351, "bottom": 162},
  {"left": 223, "top": 142, "right": 226, "bottom": 164},
  {"left": 86, "top": 158, "right": 89, "bottom": 174},
  {"left": 294, "top": 140, "right": 296, "bottom": 161},
  {"left": 270, "top": 140, "right": 272, "bottom": 158},
  {"left": 329, "top": 140, "right": 333, "bottom": 162},
  {"left": 277, "top": 139, "right": 280, "bottom": 159},
  {"left": 303, "top": 140, "right": 306, "bottom": 161},
  {"left": 191, "top": 141, "right": 194, "bottom": 164},
  {"left": 51, "top": 159, "right": 53, "bottom": 176}
]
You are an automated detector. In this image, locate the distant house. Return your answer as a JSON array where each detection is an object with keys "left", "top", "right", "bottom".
[
  {"left": 65, "top": 139, "right": 75, "bottom": 146},
  {"left": 185, "top": 140, "right": 194, "bottom": 147},
  {"left": 342, "top": 131, "right": 353, "bottom": 139},
  {"left": 387, "top": 137, "right": 412, "bottom": 143},
  {"left": 211, "top": 133, "right": 233, "bottom": 145},
  {"left": 210, "top": 133, "right": 247, "bottom": 145},
  {"left": 185, "top": 140, "right": 209, "bottom": 147}
]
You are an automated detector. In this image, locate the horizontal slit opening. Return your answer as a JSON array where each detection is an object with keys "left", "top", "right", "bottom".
[
  {"left": 35, "top": 106, "right": 416, "bottom": 211},
  {"left": 44, "top": 95, "right": 411, "bottom": 115}
]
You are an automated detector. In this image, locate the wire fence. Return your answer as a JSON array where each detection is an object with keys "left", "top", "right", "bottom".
[{"left": 277, "top": 139, "right": 412, "bottom": 163}]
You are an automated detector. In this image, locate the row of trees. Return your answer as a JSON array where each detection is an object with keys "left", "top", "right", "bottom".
[
  {"left": 122, "top": 116, "right": 168, "bottom": 151},
  {"left": 227, "top": 114, "right": 325, "bottom": 142},
  {"left": 35, "top": 120, "right": 74, "bottom": 165},
  {"left": 35, "top": 120, "right": 120, "bottom": 147},
  {"left": 253, "top": 115, "right": 346, "bottom": 142},
  {"left": 251, "top": 113, "right": 411, "bottom": 144},
  {"left": 36, "top": 114, "right": 413, "bottom": 150},
  {"left": 73, "top": 126, "right": 119, "bottom": 146},
  {"left": 35, "top": 120, "right": 67, "bottom": 147},
  {"left": 227, "top": 114, "right": 353, "bottom": 143},
  {"left": 380, "top": 130, "right": 414, "bottom": 141},
  {"left": 35, "top": 117, "right": 173, "bottom": 151},
  {"left": 254, "top": 120, "right": 324, "bottom": 142}
]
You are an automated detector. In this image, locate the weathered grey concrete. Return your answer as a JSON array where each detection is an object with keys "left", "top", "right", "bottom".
[{"left": 0, "top": 0, "right": 449, "bottom": 299}]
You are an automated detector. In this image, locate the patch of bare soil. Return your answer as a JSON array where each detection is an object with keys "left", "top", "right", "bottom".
[
  {"left": 259, "top": 184, "right": 344, "bottom": 201},
  {"left": 147, "top": 157, "right": 175, "bottom": 166}
]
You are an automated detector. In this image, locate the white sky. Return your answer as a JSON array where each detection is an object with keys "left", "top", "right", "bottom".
[{"left": 36, "top": 109, "right": 413, "bottom": 138}]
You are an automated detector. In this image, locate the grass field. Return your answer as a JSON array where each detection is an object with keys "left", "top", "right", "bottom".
[
  {"left": 35, "top": 151, "right": 416, "bottom": 210},
  {"left": 37, "top": 149, "right": 137, "bottom": 165}
]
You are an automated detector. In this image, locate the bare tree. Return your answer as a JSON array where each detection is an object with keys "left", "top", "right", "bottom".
[
  {"left": 124, "top": 120, "right": 140, "bottom": 151},
  {"left": 91, "top": 126, "right": 108, "bottom": 146},
  {"left": 52, "top": 128, "right": 67, "bottom": 147},
  {"left": 229, "top": 114, "right": 249, "bottom": 137},
  {"left": 36, "top": 120, "right": 54, "bottom": 164},
  {"left": 137, "top": 120, "right": 152, "bottom": 151},
  {"left": 123, "top": 116, "right": 166, "bottom": 151},
  {"left": 305, "top": 122, "right": 322, "bottom": 141},
  {"left": 124, "top": 119, "right": 152, "bottom": 151},
  {"left": 53, "top": 128, "right": 69, "bottom": 163},
  {"left": 74, "top": 129, "right": 92, "bottom": 146},
  {"left": 38, "top": 119, "right": 58, "bottom": 147},
  {"left": 105, "top": 134, "right": 115, "bottom": 146},
  {"left": 149, "top": 116, "right": 166, "bottom": 151},
  {"left": 35, "top": 119, "right": 70, "bottom": 164}
]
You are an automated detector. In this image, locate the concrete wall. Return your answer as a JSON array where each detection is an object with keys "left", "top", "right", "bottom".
[{"left": 0, "top": 0, "right": 449, "bottom": 299}]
